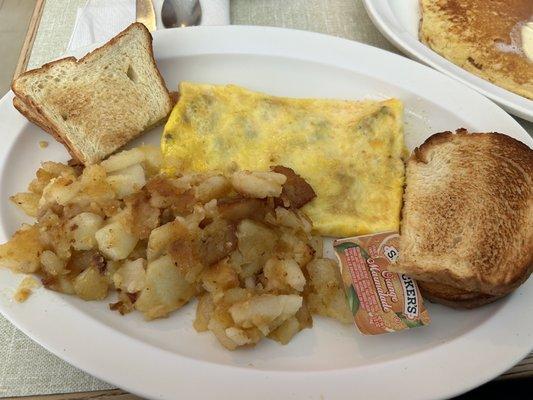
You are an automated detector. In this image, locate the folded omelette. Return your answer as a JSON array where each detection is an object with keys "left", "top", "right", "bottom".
[{"left": 162, "top": 83, "right": 407, "bottom": 237}]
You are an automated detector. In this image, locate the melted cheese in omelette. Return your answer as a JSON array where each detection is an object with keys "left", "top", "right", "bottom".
[{"left": 162, "top": 83, "right": 407, "bottom": 237}]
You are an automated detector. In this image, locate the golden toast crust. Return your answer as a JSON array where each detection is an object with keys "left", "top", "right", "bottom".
[
  {"left": 393, "top": 130, "right": 533, "bottom": 296},
  {"left": 11, "top": 23, "right": 171, "bottom": 164}
]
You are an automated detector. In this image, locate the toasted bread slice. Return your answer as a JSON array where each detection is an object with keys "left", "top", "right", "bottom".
[
  {"left": 417, "top": 281, "right": 503, "bottom": 309},
  {"left": 419, "top": 0, "right": 533, "bottom": 99},
  {"left": 12, "top": 22, "right": 172, "bottom": 164},
  {"left": 391, "top": 129, "right": 533, "bottom": 296},
  {"left": 13, "top": 96, "right": 67, "bottom": 145}
]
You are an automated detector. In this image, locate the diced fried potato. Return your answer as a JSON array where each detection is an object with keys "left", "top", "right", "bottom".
[
  {"left": 41, "top": 161, "right": 77, "bottom": 177},
  {"left": 201, "top": 259, "right": 239, "bottom": 301},
  {"left": 77, "top": 165, "right": 115, "bottom": 204},
  {"left": 40, "top": 250, "right": 66, "bottom": 276},
  {"left": 229, "top": 294, "right": 302, "bottom": 335},
  {"left": 295, "top": 300, "right": 313, "bottom": 329},
  {"left": 207, "top": 312, "right": 239, "bottom": 350},
  {"left": 66, "top": 249, "right": 103, "bottom": 276},
  {"left": 231, "top": 171, "right": 286, "bottom": 198},
  {"left": 113, "top": 258, "right": 146, "bottom": 293},
  {"left": 278, "top": 232, "right": 314, "bottom": 267},
  {"left": 0, "top": 154, "right": 334, "bottom": 349},
  {"left": 167, "top": 237, "right": 204, "bottom": 283},
  {"left": 306, "top": 258, "right": 352, "bottom": 324},
  {"left": 95, "top": 221, "right": 138, "bottom": 261},
  {"left": 14, "top": 276, "right": 40, "bottom": 303},
  {"left": 104, "top": 260, "right": 121, "bottom": 285},
  {"left": 67, "top": 212, "right": 104, "bottom": 251},
  {"left": 100, "top": 148, "right": 145, "bottom": 172},
  {"left": 268, "top": 316, "right": 301, "bottom": 345},
  {"left": 236, "top": 219, "right": 277, "bottom": 278},
  {"left": 194, "top": 293, "right": 215, "bottom": 332},
  {"left": 225, "top": 327, "right": 254, "bottom": 346},
  {"left": 39, "top": 176, "right": 81, "bottom": 208},
  {"left": 107, "top": 164, "right": 146, "bottom": 199},
  {"left": 10, "top": 192, "right": 40, "bottom": 217},
  {"left": 43, "top": 276, "right": 76, "bottom": 295},
  {"left": 135, "top": 255, "right": 197, "bottom": 319},
  {"left": 38, "top": 211, "right": 71, "bottom": 260},
  {"left": 73, "top": 266, "right": 109, "bottom": 300},
  {"left": 200, "top": 219, "right": 237, "bottom": 266},
  {"left": 147, "top": 219, "right": 189, "bottom": 261},
  {"left": 139, "top": 145, "right": 162, "bottom": 176},
  {"left": 109, "top": 291, "right": 137, "bottom": 315},
  {"left": 206, "top": 288, "right": 260, "bottom": 350},
  {"left": 28, "top": 162, "right": 75, "bottom": 195},
  {"left": 145, "top": 176, "right": 191, "bottom": 209},
  {"left": 0, "top": 225, "right": 43, "bottom": 273},
  {"left": 264, "top": 257, "right": 306, "bottom": 292},
  {"left": 195, "top": 175, "right": 231, "bottom": 203},
  {"left": 124, "top": 193, "right": 160, "bottom": 239},
  {"left": 218, "top": 198, "right": 270, "bottom": 222},
  {"left": 273, "top": 207, "right": 310, "bottom": 233}
]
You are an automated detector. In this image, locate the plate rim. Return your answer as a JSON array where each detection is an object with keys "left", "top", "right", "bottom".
[
  {"left": 0, "top": 25, "right": 532, "bottom": 400},
  {"left": 362, "top": 0, "right": 533, "bottom": 122}
]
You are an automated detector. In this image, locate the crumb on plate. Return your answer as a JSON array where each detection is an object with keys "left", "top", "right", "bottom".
[{"left": 14, "top": 276, "right": 40, "bottom": 302}]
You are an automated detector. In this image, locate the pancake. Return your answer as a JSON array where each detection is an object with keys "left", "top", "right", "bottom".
[
  {"left": 419, "top": 0, "right": 533, "bottom": 99},
  {"left": 418, "top": 281, "right": 504, "bottom": 309}
]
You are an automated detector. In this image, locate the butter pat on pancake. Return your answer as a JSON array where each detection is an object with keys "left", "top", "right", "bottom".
[{"left": 162, "top": 83, "right": 407, "bottom": 237}]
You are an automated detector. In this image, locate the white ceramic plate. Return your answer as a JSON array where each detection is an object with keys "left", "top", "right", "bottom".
[
  {"left": 362, "top": 0, "right": 533, "bottom": 122},
  {"left": 0, "top": 26, "right": 532, "bottom": 400}
]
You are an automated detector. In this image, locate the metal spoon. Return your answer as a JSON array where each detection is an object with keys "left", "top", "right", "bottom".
[{"left": 162, "top": 0, "right": 202, "bottom": 28}]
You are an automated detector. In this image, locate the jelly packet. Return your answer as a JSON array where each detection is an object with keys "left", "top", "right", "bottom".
[{"left": 333, "top": 232, "right": 430, "bottom": 335}]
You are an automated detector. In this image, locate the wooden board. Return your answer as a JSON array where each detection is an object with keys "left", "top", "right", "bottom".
[{"left": 13, "top": 0, "right": 46, "bottom": 79}]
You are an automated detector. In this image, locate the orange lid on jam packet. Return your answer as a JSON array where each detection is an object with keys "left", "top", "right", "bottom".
[{"left": 333, "top": 232, "right": 430, "bottom": 335}]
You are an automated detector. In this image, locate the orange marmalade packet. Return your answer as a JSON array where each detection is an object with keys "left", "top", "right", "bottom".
[{"left": 333, "top": 232, "right": 430, "bottom": 335}]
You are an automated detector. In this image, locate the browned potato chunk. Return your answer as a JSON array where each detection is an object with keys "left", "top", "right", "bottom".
[
  {"left": 231, "top": 171, "right": 286, "bottom": 198},
  {"left": 217, "top": 198, "right": 270, "bottom": 222},
  {"left": 147, "top": 219, "right": 189, "bottom": 261},
  {"left": 200, "top": 219, "right": 237, "bottom": 266},
  {"left": 135, "top": 255, "right": 197, "bottom": 320},
  {"left": 100, "top": 148, "right": 145, "bottom": 173},
  {"left": 195, "top": 175, "right": 231, "bottom": 203},
  {"left": 194, "top": 293, "right": 215, "bottom": 332},
  {"left": 73, "top": 266, "right": 109, "bottom": 301},
  {"left": 40, "top": 250, "right": 67, "bottom": 276},
  {"left": 305, "top": 258, "right": 352, "bottom": 324},
  {"left": 229, "top": 294, "right": 302, "bottom": 336},
  {"left": 10, "top": 192, "right": 40, "bottom": 217},
  {"left": 112, "top": 258, "right": 146, "bottom": 293},
  {"left": 67, "top": 212, "right": 104, "bottom": 251},
  {"left": 264, "top": 257, "right": 306, "bottom": 292},
  {"left": 167, "top": 236, "right": 204, "bottom": 283},
  {"left": 124, "top": 193, "right": 160, "bottom": 240},
  {"left": 201, "top": 259, "right": 239, "bottom": 301},
  {"left": 107, "top": 164, "right": 146, "bottom": 199},
  {"left": 95, "top": 221, "right": 138, "bottom": 261},
  {"left": 268, "top": 316, "right": 301, "bottom": 345},
  {"left": 0, "top": 225, "right": 43, "bottom": 273},
  {"left": 235, "top": 219, "right": 277, "bottom": 278}
]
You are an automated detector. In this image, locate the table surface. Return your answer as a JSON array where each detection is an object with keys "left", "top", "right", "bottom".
[{"left": 1, "top": 0, "right": 532, "bottom": 398}]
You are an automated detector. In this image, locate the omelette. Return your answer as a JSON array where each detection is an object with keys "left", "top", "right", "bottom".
[{"left": 162, "top": 83, "right": 407, "bottom": 237}]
